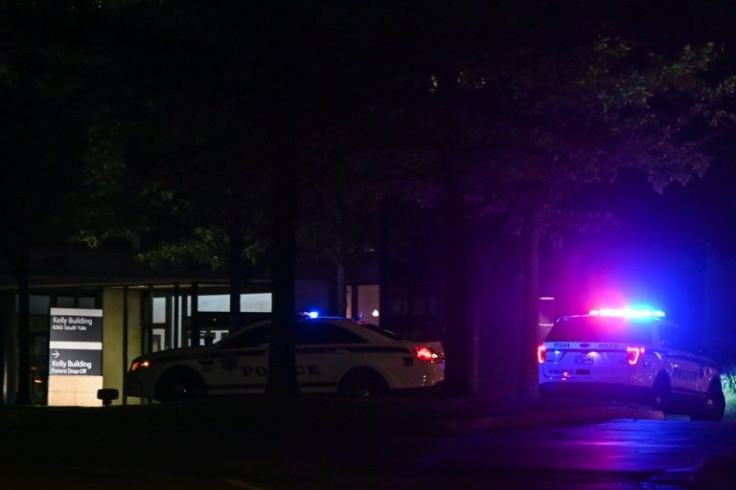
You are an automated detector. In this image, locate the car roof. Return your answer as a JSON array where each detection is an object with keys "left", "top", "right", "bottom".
[{"left": 218, "top": 316, "right": 404, "bottom": 344}]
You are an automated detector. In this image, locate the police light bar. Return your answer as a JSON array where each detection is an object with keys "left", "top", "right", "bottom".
[
  {"left": 307, "top": 311, "right": 319, "bottom": 319},
  {"left": 589, "top": 308, "right": 665, "bottom": 319}
]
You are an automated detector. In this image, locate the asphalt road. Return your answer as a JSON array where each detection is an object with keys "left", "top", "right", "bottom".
[
  {"left": 198, "top": 417, "right": 735, "bottom": 489},
  {"left": 390, "top": 417, "right": 736, "bottom": 489},
  {"left": 1, "top": 400, "right": 734, "bottom": 489}
]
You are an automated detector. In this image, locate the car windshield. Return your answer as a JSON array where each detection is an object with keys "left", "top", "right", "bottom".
[{"left": 546, "top": 316, "right": 657, "bottom": 344}]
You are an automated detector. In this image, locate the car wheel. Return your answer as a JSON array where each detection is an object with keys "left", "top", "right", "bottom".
[
  {"left": 691, "top": 380, "right": 725, "bottom": 422},
  {"left": 155, "top": 368, "right": 206, "bottom": 402},
  {"left": 338, "top": 369, "right": 389, "bottom": 399},
  {"left": 651, "top": 374, "right": 671, "bottom": 413}
]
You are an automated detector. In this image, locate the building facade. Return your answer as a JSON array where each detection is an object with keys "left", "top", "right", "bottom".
[{"left": 0, "top": 240, "right": 384, "bottom": 406}]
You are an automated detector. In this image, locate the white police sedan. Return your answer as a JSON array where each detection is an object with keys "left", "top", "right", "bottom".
[
  {"left": 538, "top": 308, "right": 725, "bottom": 421},
  {"left": 125, "top": 315, "right": 445, "bottom": 402}
]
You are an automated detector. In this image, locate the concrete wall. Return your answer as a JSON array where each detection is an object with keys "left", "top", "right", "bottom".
[{"left": 102, "top": 288, "right": 143, "bottom": 405}]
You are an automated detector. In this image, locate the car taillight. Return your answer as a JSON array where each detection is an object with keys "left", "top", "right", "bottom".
[
  {"left": 130, "top": 359, "right": 151, "bottom": 372},
  {"left": 537, "top": 345, "right": 547, "bottom": 364},
  {"left": 626, "top": 346, "right": 645, "bottom": 365},
  {"left": 414, "top": 346, "right": 439, "bottom": 361}
]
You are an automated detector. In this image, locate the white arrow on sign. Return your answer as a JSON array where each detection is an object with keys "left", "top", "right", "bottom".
[{"left": 52, "top": 350, "right": 60, "bottom": 359}]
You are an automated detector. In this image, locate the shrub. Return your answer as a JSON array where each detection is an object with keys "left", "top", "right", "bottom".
[{"left": 722, "top": 365, "right": 736, "bottom": 421}]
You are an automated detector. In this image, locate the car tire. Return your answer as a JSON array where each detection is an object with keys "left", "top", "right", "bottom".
[
  {"left": 651, "top": 374, "right": 671, "bottom": 413},
  {"left": 338, "top": 369, "right": 389, "bottom": 399},
  {"left": 155, "top": 368, "right": 207, "bottom": 402},
  {"left": 691, "top": 380, "right": 726, "bottom": 422}
]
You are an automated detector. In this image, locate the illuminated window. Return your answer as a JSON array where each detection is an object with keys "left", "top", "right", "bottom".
[
  {"left": 196, "top": 293, "right": 272, "bottom": 313},
  {"left": 152, "top": 297, "right": 166, "bottom": 324}
]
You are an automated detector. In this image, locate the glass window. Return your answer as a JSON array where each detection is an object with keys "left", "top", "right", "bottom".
[
  {"left": 219, "top": 321, "right": 370, "bottom": 348},
  {"left": 220, "top": 325, "right": 270, "bottom": 349},
  {"left": 78, "top": 297, "right": 96, "bottom": 309},
  {"left": 658, "top": 323, "right": 694, "bottom": 352},
  {"left": 240, "top": 293, "right": 272, "bottom": 313},
  {"left": 28, "top": 295, "right": 50, "bottom": 315},
  {"left": 294, "top": 321, "right": 367, "bottom": 345},
  {"left": 546, "top": 316, "right": 656, "bottom": 345},
  {"left": 152, "top": 328, "right": 166, "bottom": 351},
  {"left": 197, "top": 295, "right": 229, "bottom": 312},
  {"left": 152, "top": 297, "right": 166, "bottom": 324},
  {"left": 196, "top": 293, "right": 272, "bottom": 313},
  {"left": 56, "top": 296, "right": 75, "bottom": 308},
  {"left": 356, "top": 322, "right": 403, "bottom": 341}
]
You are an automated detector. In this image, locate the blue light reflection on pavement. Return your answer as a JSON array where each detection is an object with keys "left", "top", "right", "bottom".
[{"left": 401, "top": 419, "right": 736, "bottom": 489}]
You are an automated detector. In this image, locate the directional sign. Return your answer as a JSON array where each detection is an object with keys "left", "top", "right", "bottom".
[
  {"left": 49, "top": 348, "right": 101, "bottom": 376},
  {"left": 49, "top": 308, "right": 103, "bottom": 376},
  {"left": 48, "top": 308, "right": 104, "bottom": 406}
]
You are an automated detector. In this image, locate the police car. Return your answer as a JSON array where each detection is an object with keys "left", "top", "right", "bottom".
[
  {"left": 538, "top": 308, "right": 725, "bottom": 421},
  {"left": 125, "top": 314, "right": 445, "bottom": 402}
]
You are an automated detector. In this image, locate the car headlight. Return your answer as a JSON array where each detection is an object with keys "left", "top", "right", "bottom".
[{"left": 130, "top": 358, "right": 152, "bottom": 372}]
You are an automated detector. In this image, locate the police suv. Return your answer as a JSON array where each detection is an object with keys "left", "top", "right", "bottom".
[
  {"left": 538, "top": 308, "right": 725, "bottom": 421},
  {"left": 125, "top": 315, "right": 445, "bottom": 402}
]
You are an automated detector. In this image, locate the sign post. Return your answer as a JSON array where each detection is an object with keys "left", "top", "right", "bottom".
[{"left": 47, "top": 307, "right": 104, "bottom": 406}]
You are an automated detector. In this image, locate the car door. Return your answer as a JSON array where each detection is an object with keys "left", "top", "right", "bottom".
[
  {"left": 204, "top": 325, "right": 270, "bottom": 395},
  {"left": 293, "top": 320, "right": 368, "bottom": 393},
  {"left": 658, "top": 323, "right": 709, "bottom": 396}
]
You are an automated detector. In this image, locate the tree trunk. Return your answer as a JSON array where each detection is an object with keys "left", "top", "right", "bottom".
[
  {"left": 266, "top": 146, "right": 300, "bottom": 396},
  {"left": 517, "top": 221, "right": 541, "bottom": 400},
  {"left": 190, "top": 282, "right": 200, "bottom": 346},
  {"left": 16, "top": 231, "right": 32, "bottom": 405},
  {"left": 228, "top": 223, "right": 243, "bottom": 332},
  {"left": 333, "top": 258, "right": 346, "bottom": 316},
  {"left": 378, "top": 197, "right": 392, "bottom": 326},
  {"left": 441, "top": 153, "right": 473, "bottom": 397}
]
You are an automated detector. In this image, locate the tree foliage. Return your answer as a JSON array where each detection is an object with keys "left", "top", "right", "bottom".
[
  {"left": 3, "top": 0, "right": 736, "bottom": 402},
  {"left": 0, "top": 1, "right": 113, "bottom": 403},
  {"left": 318, "top": 4, "right": 736, "bottom": 395}
]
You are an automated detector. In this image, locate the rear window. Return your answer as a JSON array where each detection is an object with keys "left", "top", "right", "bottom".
[
  {"left": 294, "top": 321, "right": 368, "bottom": 345},
  {"left": 546, "top": 316, "right": 657, "bottom": 344},
  {"left": 353, "top": 321, "right": 404, "bottom": 341}
]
